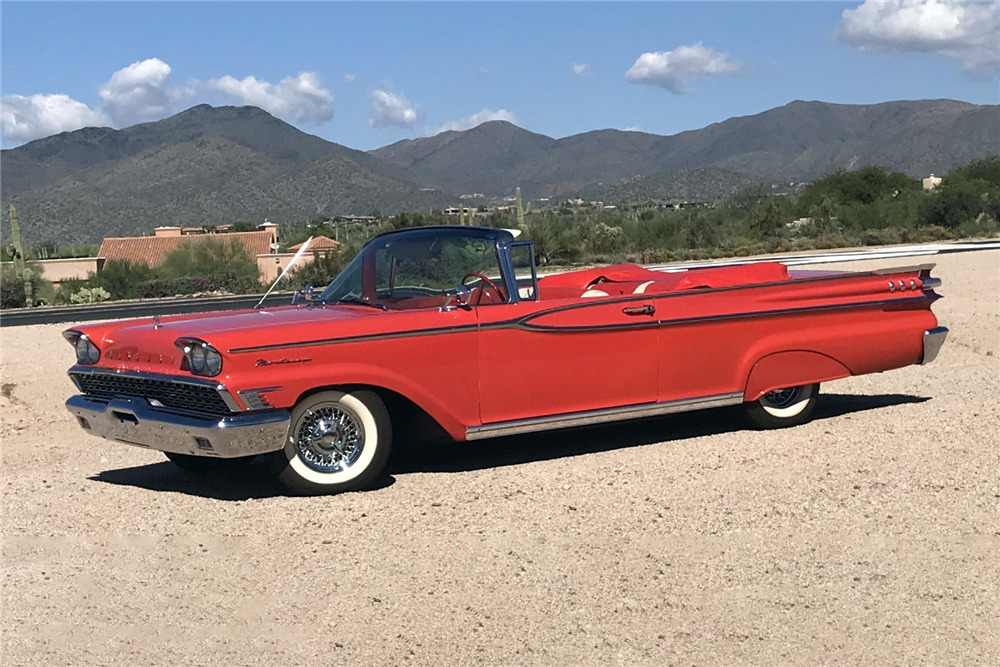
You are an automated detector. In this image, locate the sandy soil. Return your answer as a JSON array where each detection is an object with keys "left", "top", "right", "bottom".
[{"left": 2, "top": 250, "right": 998, "bottom": 666}]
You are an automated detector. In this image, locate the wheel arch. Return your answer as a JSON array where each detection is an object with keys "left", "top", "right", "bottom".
[
  {"left": 291, "top": 383, "right": 459, "bottom": 444},
  {"left": 743, "top": 350, "right": 851, "bottom": 402}
]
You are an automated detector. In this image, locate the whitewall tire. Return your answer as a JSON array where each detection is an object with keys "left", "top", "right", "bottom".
[
  {"left": 269, "top": 390, "right": 392, "bottom": 495},
  {"left": 745, "top": 383, "right": 819, "bottom": 429}
]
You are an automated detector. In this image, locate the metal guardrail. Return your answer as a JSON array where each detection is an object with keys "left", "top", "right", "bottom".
[
  {"left": 2, "top": 239, "right": 998, "bottom": 328},
  {"left": 0, "top": 291, "right": 296, "bottom": 328}
]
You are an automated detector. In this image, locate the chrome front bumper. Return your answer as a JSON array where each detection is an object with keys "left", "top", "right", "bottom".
[
  {"left": 922, "top": 326, "right": 949, "bottom": 365},
  {"left": 66, "top": 394, "right": 290, "bottom": 458}
]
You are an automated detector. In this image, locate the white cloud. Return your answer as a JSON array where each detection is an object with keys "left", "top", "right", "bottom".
[
  {"left": 572, "top": 63, "right": 592, "bottom": 77},
  {"left": 625, "top": 43, "right": 742, "bottom": 93},
  {"left": 368, "top": 90, "right": 418, "bottom": 127},
  {"left": 97, "top": 58, "right": 187, "bottom": 126},
  {"left": 1, "top": 58, "right": 339, "bottom": 145},
  {"left": 427, "top": 109, "right": 519, "bottom": 135},
  {"left": 622, "top": 125, "right": 643, "bottom": 132},
  {"left": 344, "top": 74, "right": 357, "bottom": 84},
  {"left": 207, "top": 71, "right": 334, "bottom": 122},
  {"left": 839, "top": 0, "right": 1000, "bottom": 71},
  {"left": 1, "top": 94, "right": 109, "bottom": 143}
]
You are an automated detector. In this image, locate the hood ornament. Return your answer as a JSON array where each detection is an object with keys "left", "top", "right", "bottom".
[{"left": 152, "top": 314, "right": 161, "bottom": 329}]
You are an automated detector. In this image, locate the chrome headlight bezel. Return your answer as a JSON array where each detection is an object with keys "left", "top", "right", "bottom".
[
  {"left": 175, "top": 338, "right": 223, "bottom": 377},
  {"left": 63, "top": 330, "right": 101, "bottom": 365}
]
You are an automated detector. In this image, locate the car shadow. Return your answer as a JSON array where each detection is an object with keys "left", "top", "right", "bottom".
[
  {"left": 387, "top": 392, "right": 929, "bottom": 475},
  {"left": 88, "top": 392, "right": 926, "bottom": 499},
  {"left": 89, "top": 459, "right": 396, "bottom": 501}
]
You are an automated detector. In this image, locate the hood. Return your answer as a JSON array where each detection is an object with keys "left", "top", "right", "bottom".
[{"left": 69, "top": 304, "right": 389, "bottom": 377}]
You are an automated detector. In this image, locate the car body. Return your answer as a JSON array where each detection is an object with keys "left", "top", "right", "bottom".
[{"left": 65, "top": 225, "right": 948, "bottom": 494}]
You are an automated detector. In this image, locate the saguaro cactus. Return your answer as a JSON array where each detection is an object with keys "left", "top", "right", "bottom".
[
  {"left": 515, "top": 187, "right": 531, "bottom": 229},
  {"left": 8, "top": 205, "right": 33, "bottom": 306},
  {"left": 9, "top": 205, "right": 25, "bottom": 277}
]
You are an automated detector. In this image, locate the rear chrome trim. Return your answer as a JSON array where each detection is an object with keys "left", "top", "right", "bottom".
[
  {"left": 873, "top": 264, "right": 936, "bottom": 275},
  {"left": 466, "top": 392, "right": 744, "bottom": 441},
  {"left": 921, "top": 277, "right": 942, "bottom": 290},
  {"left": 921, "top": 326, "right": 948, "bottom": 365}
]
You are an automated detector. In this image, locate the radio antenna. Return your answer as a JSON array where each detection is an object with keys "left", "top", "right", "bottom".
[{"left": 254, "top": 237, "right": 313, "bottom": 309}]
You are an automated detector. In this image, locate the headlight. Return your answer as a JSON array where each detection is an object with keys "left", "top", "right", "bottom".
[
  {"left": 63, "top": 330, "right": 101, "bottom": 365},
  {"left": 175, "top": 338, "right": 223, "bottom": 377}
]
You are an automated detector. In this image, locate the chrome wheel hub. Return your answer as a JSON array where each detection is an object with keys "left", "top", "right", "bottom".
[
  {"left": 762, "top": 387, "right": 801, "bottom": 409},
  {"left": 295, "top": 406, "right": 364, "bottom": 473}
]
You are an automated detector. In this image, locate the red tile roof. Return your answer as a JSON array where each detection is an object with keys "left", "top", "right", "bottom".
[
  {"left": 98, "top": 231, "right": 275, "bottom": 268},
  {"left": 289, "top": 235, "right": 340, "bottom": 252}
]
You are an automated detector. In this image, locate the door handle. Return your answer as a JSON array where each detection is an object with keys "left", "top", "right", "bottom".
[{"left": 622, "top": 304, "right": 655, "bottom": 316}]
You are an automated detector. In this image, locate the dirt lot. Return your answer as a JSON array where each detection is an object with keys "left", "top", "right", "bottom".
[{"left": 2, "top": 250, "right": 998, "bottom": 666}]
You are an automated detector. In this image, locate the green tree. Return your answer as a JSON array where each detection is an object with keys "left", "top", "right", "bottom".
[
  {"left": 797, "top": 167, "right": 919, "bottom": 215},
  {"left": 93, "top": 260, "right": 155, "bottom": 300},
  {"left": 158, "top": 237, "right": 261, "bottom": 294},
  {"left": 920, "top": 157, "right": 1000, "bottom": 231},
  {"left": 746, "top": 197, "right": 792, "bottom": 241}
]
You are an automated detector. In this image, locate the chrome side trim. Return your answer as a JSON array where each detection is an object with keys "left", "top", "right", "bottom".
[
  {"left": 466, "top": 392, "right": 744, "bottom": 441},
  {"left": 233, "top": 293, "right": 939, "bottom": 353},
  {"left": 66, "top": 394, "right": 290, "bottom": 458},
  {"left": 517, "top": 294, "right": 938, "bottom": 334},
  {"left": 921, "top": 326, "right": 948, "bottom": 365},
  {"left": 237, "top": 387, "right": 283, "bottom": 411},
  {"left": 217, "top": 384, "right": 243, "bottom": 412},
  {"left": 229, "top": 323, "right": 480, "bottom": 354}
]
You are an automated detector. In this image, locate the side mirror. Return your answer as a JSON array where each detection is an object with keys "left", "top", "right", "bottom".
[
  {"left": 441, "top": 284, "right": 473, "bottom": 311},
  {"left": 291, "top": 284, "right": 315, "bottom": 305}
]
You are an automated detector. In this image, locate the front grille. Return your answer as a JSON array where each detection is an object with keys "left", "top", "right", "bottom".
[{"left": 71, "top": 371, "right": 234, "bottom": 416}]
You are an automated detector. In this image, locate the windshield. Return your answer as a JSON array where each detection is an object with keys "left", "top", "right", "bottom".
[{"left": 318, "top": 227, "right": 511, "bottom": 309}]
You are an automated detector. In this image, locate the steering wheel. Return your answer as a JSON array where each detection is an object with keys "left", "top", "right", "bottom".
[{"left": 461, "top": 272, "right": 506, "bottom": 305}]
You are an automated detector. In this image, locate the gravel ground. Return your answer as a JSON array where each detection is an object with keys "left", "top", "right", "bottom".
[{"left": 2, "top": 250, "right": 997, "bottom": 666}]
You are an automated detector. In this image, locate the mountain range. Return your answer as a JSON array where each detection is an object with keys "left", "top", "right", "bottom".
[{"left": 2, "top": 99, "right": 997, "bottom": 244}]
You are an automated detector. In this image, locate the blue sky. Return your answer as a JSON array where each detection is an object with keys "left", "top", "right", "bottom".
[{"left": 2, "top": 1, "right": 998, "bottom": 150}]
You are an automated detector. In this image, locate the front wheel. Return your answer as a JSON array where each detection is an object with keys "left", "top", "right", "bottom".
[
  {"left": 267, "top": 389, "right": 392, "bottom": 495},
  {"left": 744, "top": 383, "right": 819, "bottom": 429}
]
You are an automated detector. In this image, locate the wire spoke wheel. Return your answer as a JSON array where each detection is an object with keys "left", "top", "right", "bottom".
[
  {"left": 745, "top": 383, "right": 819, "bottom": 429},
  {"left": 269, "top": 390, "right": 392, "bottom": 495},
  {"left": 296, "top": 405, "right": 364, "bottom": 473},
  {"left": 761, "top": 387, "right": 803, "bottom": 410}
]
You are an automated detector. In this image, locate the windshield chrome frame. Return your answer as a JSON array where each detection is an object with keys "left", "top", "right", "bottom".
[{"left": 318, "top": 226, "right": 528, "bottom": 308}]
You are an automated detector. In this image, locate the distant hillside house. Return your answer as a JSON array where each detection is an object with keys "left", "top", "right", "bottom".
[
  {"left": 96, "top": 220, "right": 312, "bottom": 284},
  {"left": 98, "top": 222, "right": 279, "bottom": 269},
  {"left": 289, "top": 236, "right": 340, "bottom": 252},
  {"left": 923, "top": 174, "right": 943, "bottom": 191}
]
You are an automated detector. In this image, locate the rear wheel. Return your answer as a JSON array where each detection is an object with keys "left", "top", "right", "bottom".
[
  {"left": 745, "top": 383, "right": 819, "bottom": 429},
  {"left": 267, "top": 389, "right": 392, "bottom": 495},
  {"left": 164, "top": 452, "right": 257, "bottom": 473}
]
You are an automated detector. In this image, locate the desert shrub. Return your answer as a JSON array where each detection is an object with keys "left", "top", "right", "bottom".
[
  {"left": 910, "top": 225, "right": 955, "bottom": 243},
  {"left": 93, "top": 260, "right": 156, "bottom": 300},
  {"left": 159, "top": 237, "right": 261, "bottom": 288},
  {"left": 70, "top": 286, "right": 111, "bottom": 304},
  {"left": 0, "top": 263, "right": 53, "bottom": 308},
  {"left": 137, "top": 277, "right": 210, "bottom": 299}
]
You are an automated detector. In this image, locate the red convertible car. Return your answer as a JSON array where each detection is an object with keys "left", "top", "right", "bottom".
[{"left": 65, "top": 226, "right": 947, "bottom": 495}]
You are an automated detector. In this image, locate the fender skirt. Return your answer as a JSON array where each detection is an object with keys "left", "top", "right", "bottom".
[{"left": 744, "top": 351, "right": 851, "bottom": 402}]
